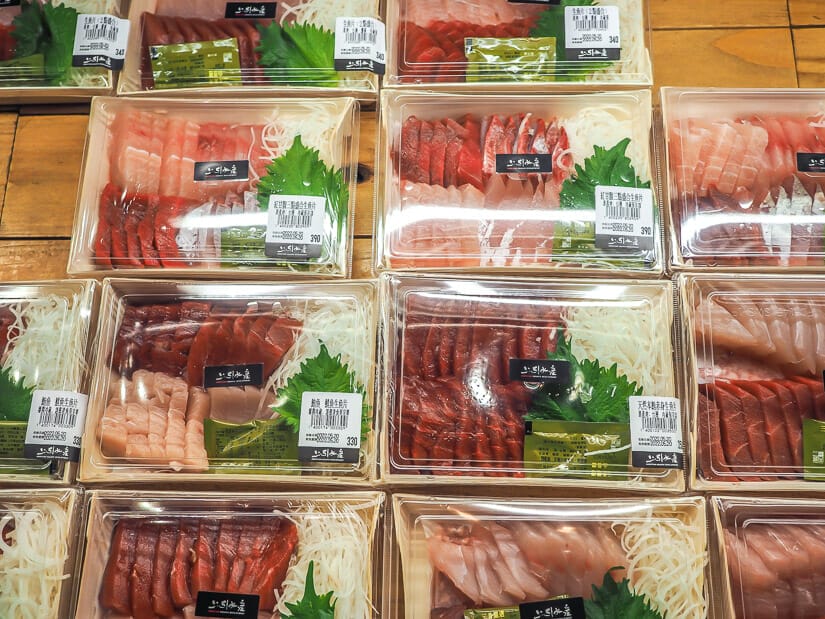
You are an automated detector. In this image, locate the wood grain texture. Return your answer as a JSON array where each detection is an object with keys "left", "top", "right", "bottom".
[
  {"left": 650, "top": 0, "right": 789, "bottom": 29},
  {"left": 793, "top": 27, "right": 825, "bottom": 87},
  {"left": 789, "top": 0, "right": 825, "bottom": 25},
  {"left": 0, "top": 239, "right": 71, "bottom": 281},
  {"left": 0, "top": 113, "right": 17, "bottom": 222},
  {"left": 0, "top": 114, "right": 87, "bottom": 237},
  {"left": 652, "top": 28, "right": 798, "bottom": 90}
]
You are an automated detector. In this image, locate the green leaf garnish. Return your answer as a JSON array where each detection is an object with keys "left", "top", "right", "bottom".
[
  {"left": 584, "top": 568, "right": 665, "bottom": 618},
  {"left": 530, "top": 0, "right": 611, "bottom": 81},
  {"left": 256, "top": 21, "right": 338, "bottom": 87},
  {"left": 282, "top": 561, "right": 336, "bottom": 619},
  {"left": 525, "top": 332, "right": 642, "bottom": 424},
  {"left": 0, "top": 366, "right": 34, "bottom": 422},
  {"left": 12, "top": 0, "right": 78, "bottom": 85},
  {"left": 271, "top": 343, "right": 370, "bottom": 442}
]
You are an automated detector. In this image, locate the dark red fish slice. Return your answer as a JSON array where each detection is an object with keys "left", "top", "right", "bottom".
[
  {"left": 151, "top": 522, "right": 179, "bottom": 617},
  {"left": 131, "top": 523, "right": 160, "bottom": 619},
  {"left": 99, "top": 519, "right": 139, "bottom": 614},
  {"left": 170, "top": 519, "right": 198, "bottom": 608}
]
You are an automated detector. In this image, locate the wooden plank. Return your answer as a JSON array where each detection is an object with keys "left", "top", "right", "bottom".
[
  {"left": 0, "top": 113, "right": 17, "bottom": 223},
  {"left": 789, "top": 1, "right": 825, "bottom": 25},
  {"left": 352, "top": 236, "right": 374, "bottom": 279},
  {"left": 355, "top": 110, "right": 376, "bottom": 238},
  {"left": 793, "top": 27, "right": 825, "bottom": 87},
  {"left": 650, "top": 0, "right": 789, "bottom": 29},
  {"left": 0, "top": 239, "right": 70, "bottom": 281},
  {"left": 652, "top": 28, "right": 798, "bottom": 91},
  {"left": 1, "top": 115, "right": 87, "bottom": 237}
]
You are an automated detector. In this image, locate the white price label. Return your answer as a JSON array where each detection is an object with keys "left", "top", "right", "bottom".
[
  {"left": 595, "top": 185, "right": 654, "bottom": 251},
  {"left": 24, "top": 390, "right": 88, "bottom": 462},
  {"left": 629, "top": 396, "right": 683, "bottom": 469},
  {"left": 564, "top": 5, "right": 620, "bottom": 62},
  {"left": 72, "top": 14, "right": 130, "bottom": 70},
  {"left": 265, "top": 194, "right": 326, "bottom": 260},
  {"left": 298, "top": 392, "right": 362, "bottom": 463},
  {"left": 334, "top": 16, "right": 386, "bottom": 74}
]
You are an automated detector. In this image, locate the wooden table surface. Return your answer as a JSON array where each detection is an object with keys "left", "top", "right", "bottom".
[{"left": 0, "top": 0, "right": 821, "bottom": 281}]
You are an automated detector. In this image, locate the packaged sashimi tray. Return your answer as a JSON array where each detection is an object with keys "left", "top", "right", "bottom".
[
  {"left": 74, "top": 490, "right": 384, "bottom": 619},
  {"left": 680, "top": 273, "right": 825, "bottom": 492},
  {"left": 68, "top": 96, "right": 359, "bottom": 278},
  {"left": 710, "top": 495, "right": 825, "bottom": 619},
  {"left": 79, "top": 278, "right": 377, "bottom": 484},
  {"left": 0, "top": 280, "right": 97, "bottom": 485},
  {"left": 0, "top": 0, "right": 126, "bottom": 103},
  {"left": 0, "top": 488, "right": 82, "bottom": 619},
  {"left": 379, "top": 273, "right": 684, "bottom": 491},
  {"left": 376, "top": 89, "right": 662, "bottom": 276},
  {"left": 663, "top": 88, "right": 825, "bottom": 271},
  {"left": 387, "top": 494, "right": 707, "bottom": 619},
  {"left": 385, "top": 0, "right": 652, "bottom": 89},
  {"left": 117, "top": 0, "right": 382, "bottom": 98}
]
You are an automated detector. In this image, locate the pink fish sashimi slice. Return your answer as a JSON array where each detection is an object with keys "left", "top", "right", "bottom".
[{"left": 110, "top": 110, "right": 161, "bottom": 195}]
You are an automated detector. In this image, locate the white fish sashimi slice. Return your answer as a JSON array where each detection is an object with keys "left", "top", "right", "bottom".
[
  {"left": 487, "top": 522, "right": 549, "bottom": 601},
  {"left": 789, "top": 176, "right": 814, "bottom": 262},
  {"left": 788, "top": 299, "right": 816, "bottom": 375},
  {"left": 772, "top": 185, "right": 793, "bottom": 264},
  {"left": 425, "top": 526, "right": 483, "bottom": 605},
  {"left": 715, "top": 297, "right": 776, "bottom": 356}
]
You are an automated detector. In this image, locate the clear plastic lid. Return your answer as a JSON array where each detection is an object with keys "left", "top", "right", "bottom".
[
  {"left": 379, "top": 273, "right": 682, "bottom": 490},
  {"left": 376, "top": 89, "right": 660, "bottom": 275},
  {"left": 385, "top": 0, "right": 651, "bottom": 87},
  {"left": 0, "top": 280, "right": 96, "bottom": 483},
  {"left": 75, "top": 490, "right": 384, "bottom": 619},
  {"left": 663, "top": 88, "right": 825, "bottom": 270},
  {"left": 712, "top": 496, "right": 825, "bottom": 619},
  {"left": 388, "top": 494, "right": 707, "bottom": 619},
  {"left": 680, "top": 274, "right": 825, "bottom": 489},
  {"left": 117, "top": 0, "right": 381, "bottom": 96},
  {"left": 68, "top": 96, "right": 358, "bottom": 278},
  {"left": 0, "top": 488, "right": 81, "bottom": 619},
  {"left": 80, "top": 278, "right": 377, "bottom": 483},
  {"left": 0, "top": 0, "right": 122, "bottom": 97}
]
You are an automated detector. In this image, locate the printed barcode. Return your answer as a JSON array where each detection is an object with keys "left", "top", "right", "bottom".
[
  {"left": 573, "top": 15, "right": 609, "bottom": 31},
  {"left": 38, "top": 406, "right": 79, "bottom": 429},
  {"left": 275, "top": 208, "right": 313, "bottom": 229},
  {"left": 345, "top": 25, "right": 378, "bottom": 45},
  {"left": 309, "top": 407, "right": 349, "bottom": 430},
  {"left": 83, "top": 16, "right": 119, "bottom": 43},
  {"left": 606, "top": 202, "right": 641, "bottom": 221},
  {"left": 640, "top": 410, "right": 678, "bottom": 433}
]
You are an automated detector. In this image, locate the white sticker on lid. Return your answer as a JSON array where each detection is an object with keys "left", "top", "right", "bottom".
[
  {"left": 594, "top": 185, "right": 654, "bottom": 251},
  {"left": 24, "top": 391, "right": 88, "bottom": 462},
  {"left": 629, "top": 396, "right": 683, "bottom": 469},
  {"left": 72, "top": 14, "right": 130, "bottom": 70},
  {"left": 333, "top": 16, "right": 386, "bottom": 74},
  {"left": 264, "top": 194, "right": 326, "bottom": 261},
  {"left": 564, "top": 5, "right": 621, "bottom": 61},
  {"left": 298, "top": 391, "right": 362, "bottom": 463}
]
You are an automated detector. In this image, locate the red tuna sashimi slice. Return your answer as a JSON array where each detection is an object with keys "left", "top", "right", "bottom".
[
  {"left": 757, "top": 381, "right": 803, "bottom": 471},
  {"left": 186, "top": 316, "right": 222, "bottom": 387},
  {"left": 400, "top": 116, "right": 422, "bottom": 183},
  {"left": 251, "top": 519, "right": 298, "bottom": 610},
  {"left": 810, "top": 299, "right": 825, "bottom": 374},
  {"left": 237, "top": 518, "right": 283, "bottom": 592},
  {"left": 429, "top": 120, "right": 448, "bottom": 186},
  {"left": 792, "top": 376, "right": 825, "bottom": 421},
  {"left": 697, "top": 388, "right": 731, "bottom": 480},
  {"left": 93, "top": 183, "right": 122, "bottom": 268},
  {"left": 502, "top": 114, "right": 521, "bottom": 155},
  {"left": 746, "top": 526, "right": 799, "bottom": 581},
  {"left": 418, "top": 120, "right": 434, "bottom": 186},
  {"left": 714, "top": 382, "right": 772, "bottom": 469},
  {"left": 227, "top": 517, "right": 262, "bottom": 593},
  {"left": 212, "top": 520, "right": 243, "bottom": 592},
  {"left": 100, "top": 519, "right": 139, "bottom": 614},
  {"left": 131, "top": 523, "right": 160, "bottom": 619},
  {"left": 151, "top": 522, "right": 179, "bottom": 616},
  {"left": 136, "top": 194, "right": 161, "bottom": 268},
  {"left": 261, "top": 317, "right": 301, "bottom": 376},
  {"left": 443, "top": 118, "right": 466, "bottom": 188},
  {"left": 155, "top": 196, "right": 192, "bottom": 267},
  {"left": 724, "top": 529, "right": 777, "bottom": 593},
  {"left": 735, "top": 381, "right": 793, "bottom": 469},
  {"left": 190, "top": 521, "right": 220, "bottom": 597},
  {"left": 709, "top": 381, "right": 755, "bottom": 469},
  {"left": 123, "top": 193, "right": 151, "bottom": 268},
  {"left": 170, "top": 519, "right": 198, "bottom": 607},
  {"left": 481, "top": 115, "right": 505, "bottom": 178}
]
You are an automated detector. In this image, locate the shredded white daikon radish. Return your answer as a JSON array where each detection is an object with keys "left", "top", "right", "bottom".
[
  {"left": 585, "top": 0, "right": 649, "bottom": 83},
  {"left": 0, "top": 500, "right": 70, "bottom": 619},
  {"left": 563, "top": 292, "right": 673, "bottom": 396},
  {"left": 561, "top": 105, "right": 651, "bottom": 182},
  {"left": 62, "top": 0, "right": 121, "bottom": 13},
  {"left": 614, "top": 506, "right": 707, "bottom": 618},
  {"left": 255, "top": 106, "right": 341, "bottom": 170},
  {"left": 275, "top": 502, "right": 373, "bottom": 618},
  {"left": 1, "top": 294, "right": 88, "bottom": 391},
  {"left": 278, "top": 0, "right": 378, "bottom": 32}
]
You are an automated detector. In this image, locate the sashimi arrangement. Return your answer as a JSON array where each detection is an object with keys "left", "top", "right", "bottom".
[
  {"left": 84, "top": 281, "right": 375, "bottom": 481},
  {"left": 392, "top": 495, "right": 706, "bottom": 619},
  {"left": 123, "top": 0, "right": 379, "bottom": 92},
  {"left": 380, "top": 91, "right": 657, "bottom": 272},
  {"left": 0, "top": 282, "right": 94, "bottom": 479},
  {"left": 80, "top": 492, "right": 382, "bottom": 619},
  {"left": 72, "top": 98, "right": 355, "bottom": 276},
  {"left": 664, "top": 90, "right": 825, "bottom": 267},
  {"left": 0, "top": 491, "right": 76, "bottom": 619},
  {"left": 382, "top": 275, "right": 677, "bottom": 486},
  {"left": 684, "top": 276, "right": 825, "bottom": 483},
  {"left": 0, "top": 0, "right": 119, "bottom": 88},
  {"left": 391, "top": 0, "right": 649, "bottom": 84}
]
